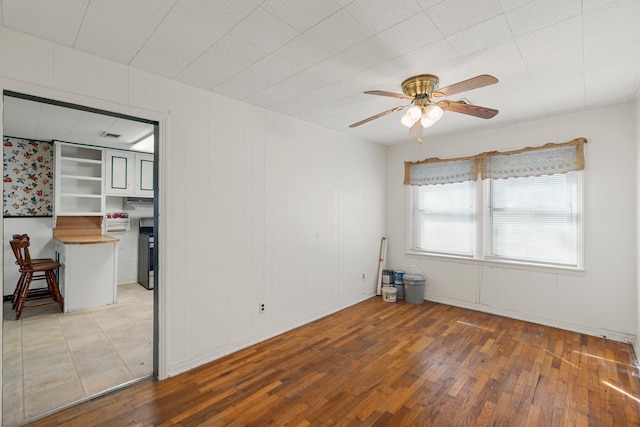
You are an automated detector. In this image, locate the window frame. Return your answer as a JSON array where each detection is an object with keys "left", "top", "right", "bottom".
[{"left": 408, "top": 171, "right": 585, "bottom": 272}]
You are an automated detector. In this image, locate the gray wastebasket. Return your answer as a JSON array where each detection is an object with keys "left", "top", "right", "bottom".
[{"left": 403, "top": 273, "right": 425, "bottom": 304}]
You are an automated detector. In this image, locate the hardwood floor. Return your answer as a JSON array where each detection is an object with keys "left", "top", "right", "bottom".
[{"left": 27, "top": 298, "right": 640, "bottom": 426}]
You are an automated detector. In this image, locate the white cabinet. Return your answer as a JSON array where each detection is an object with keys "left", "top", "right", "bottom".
[
  {"left": 55, "top": 240, "right": 118, "bottom": 312},
  {"left": 54, "top": 142, "right": 105, "bottom": 216},
  {"left": 105, "top": 150, "right": 134, "bottom": 195},
  {"left": 134, "top": 153, "right": 154, "bottom": 197},
  {"left": 105, "top": 150, "right": 154, "bottom": 197}
]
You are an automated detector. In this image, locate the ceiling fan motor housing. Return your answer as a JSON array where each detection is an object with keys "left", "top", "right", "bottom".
[{"left": 401, "top": 74, "right": 439, "bottom": 99}]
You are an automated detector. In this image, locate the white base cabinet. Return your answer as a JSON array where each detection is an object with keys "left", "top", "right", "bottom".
[{"left": 56, "top": 241, "right": 118, "bottom": 312}]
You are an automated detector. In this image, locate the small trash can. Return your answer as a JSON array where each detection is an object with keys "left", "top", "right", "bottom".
[{"left": 403, "top": 273, "right": 425, "bottom": 304}]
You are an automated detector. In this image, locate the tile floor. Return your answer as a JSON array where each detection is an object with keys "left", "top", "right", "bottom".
[{"left": 2, "top": 283, "right": 153, "bottom": 426}]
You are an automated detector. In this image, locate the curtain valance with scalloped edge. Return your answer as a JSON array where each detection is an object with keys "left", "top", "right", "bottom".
[{"left": 404, "top": 138, "right": 587, "bottom": 185}]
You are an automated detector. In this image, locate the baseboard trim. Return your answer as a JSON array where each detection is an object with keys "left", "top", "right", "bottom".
[{"left": 425, "top": 294, "right": 636, "bottom": 344}]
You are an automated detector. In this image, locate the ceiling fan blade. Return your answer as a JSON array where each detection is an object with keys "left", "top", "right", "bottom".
[
  {"left": 432, "top": 74, "right": 498, "bottom": 98},
  {"left": 364, "top": 90, "right": 414, "bottom": 100},
  {"left": 349, "top": 105, "right": 406, "bottom": 128},
  {"left": 439, "top": 101, "right": 498, "bottom": 119}
]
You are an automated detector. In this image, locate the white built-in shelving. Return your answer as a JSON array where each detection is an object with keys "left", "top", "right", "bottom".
[{"left": 54, "top": 141, "right": 105, "bottom": 216}]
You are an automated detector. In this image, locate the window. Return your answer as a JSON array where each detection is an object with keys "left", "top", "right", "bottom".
[
  {"left": 407, "top": 138, "right": 585, "bottom": 269},
  {"left": 488, "top": 172, "right": 580, "bottom": 266},
  {"left": 413, "top": 181, "right": 474, "bottom": 256}
]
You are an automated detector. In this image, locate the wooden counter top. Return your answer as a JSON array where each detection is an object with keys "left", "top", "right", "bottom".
[
  {"left": 53, "top": 234, "right": 119, "bottom": 244},
  {"left": 53, "top": 215, "right": 119, "bottom": 244}
]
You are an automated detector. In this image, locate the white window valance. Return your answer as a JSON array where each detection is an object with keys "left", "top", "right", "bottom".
[
  {"left": 404, "top": 156, "right": 479, "bottom": 186},
  {"left": 404, "top": 138, "right": 587, "bottom": 186}
]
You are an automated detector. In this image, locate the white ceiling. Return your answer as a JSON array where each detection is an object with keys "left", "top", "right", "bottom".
[
  {"left": 1, "top": 0, "right": 639, "bottom": 145},
  {"left": 3, "top": 95, "right": 154, "bottom": 150}
]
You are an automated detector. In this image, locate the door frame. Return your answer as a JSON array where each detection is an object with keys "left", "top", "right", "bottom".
[{"left": 0, "top": 78, "right": 169, "bottom": 419}]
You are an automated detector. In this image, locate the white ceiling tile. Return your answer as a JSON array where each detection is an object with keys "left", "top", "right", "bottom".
[
  {"left": 260, "top": 0, "right": 342, "bottom": 32},
  {"left": 505, "top": 0, "right": 582, "bottom": 38},
  {"left": 447, "top": 15, "right": 513, "bottom": 57},
  {"left": 215, "top": 55, "right": 300, "bottom": 99},
  {"left": 335, "top": 71, "right": 407, "bottom": 99},
  {"left": 230, "top": 7, "right": 299, "bottom": 55},
  {"left": 1, "top": 0, "right": 89, "bottom": 46},
  {"left": 272, "top": 35, "right": 333, "bottom": 72},
  {"left": 582, "top": 0, "right": 617, "bottom": 11},
  {"left": 426, "top": 0, "right": 504, "bottom": 36},
  {"left": 364, "top": 57, "right": 420, "bottom": 88},
  {"left": 36, "top": 103, "right": 83, "bottom": 141},
  {"left": 67, "top": 111, "right": 120, "bottom": 144},
  {"left": 462, "top": 41, "right": 523, "bottom": 74},
  {"left": 3, "top": 97, "right": 42, "bottom": 140},
  {"left": 494, "top": 85, "right": 546, "bottom": 117},
  {"left": 130, "top": 0, "right": 258, "bottom": 77},
  {"left": 303, "top": 56, "right": 365, "bottom": 86},
  {"left": 515, "top": 16, "right": 582, "bottom": 57},
  {"left": 523, "top": 41, "right": 584, "bottom": 84},
  {"left": 398, "top": 38, "right": 460, "bottom": 75},
  {"left": 497, "top": 0, "right": 532, "bottom": 12},
  {"left": 583, "top": 0, "right": 640, "bottom": 37},
  {"left": 332, "top": 37, "right": 399, "bottom": 73},
  {"left": 537, "top": 75, "right": 585, "bottom": 112},
  {"left": 586, "top": 71, "right": 638, "bottom": 106},
  {"left": 74, "top": 0, "right": 177, "bottom": 64},
  {"left": 344, "top": 0, "right": 424, "bottom": 33},
  {"left": 375, "top": 12, "right": 443, "bottom": 56},
  {"left": 415, "top": 0, "right": 444, "bottom": 10},
  {"left": 177, "top": 33, "right": 267, "bottom": 89},
  {"left": 491, "top": 68, "right": 534, "bottom": 93},
  {"left": 252, "top": 73, "right": 327, "bottom": 108},
  {"left": 304, "top": 9, "right": 373, "bottom": 55},
  {"left": 584, "top": 22, "right": 640, "bottom": 57},
  {"left": 585, "top": 42, "right": 640, "bottom": 73},
  {"left": 105, "top": 119, "right": 153, "bottom": 144}
]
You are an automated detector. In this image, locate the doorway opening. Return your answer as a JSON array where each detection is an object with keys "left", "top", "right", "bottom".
[{"left": 1, "top": 91, "right": 159, "bottom": 425}]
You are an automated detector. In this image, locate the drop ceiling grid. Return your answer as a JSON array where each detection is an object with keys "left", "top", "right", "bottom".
[
  {"left": 74, "top": 0, "right": 177, "bottom": 64},
  {"left": 0, "top": 0, "right": 87, "bottom": 46},
  {"left": 0, "top": 0, "right": 639, "bottom": 145}
]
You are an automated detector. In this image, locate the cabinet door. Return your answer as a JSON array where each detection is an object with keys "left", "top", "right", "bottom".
[
  {"left": 105, "top": 150, "right": 134, "bottom": 195},
  {"left": 135, "top": 153, "right": 154, "bottom": 197}
]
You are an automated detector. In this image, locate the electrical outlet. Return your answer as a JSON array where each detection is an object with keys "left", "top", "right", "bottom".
[
  {"left": 259, "top": 303, "right": 265, "bottom": 313},
  {"left": 362, "top": 273, "right": 366, "bottom": 280}
]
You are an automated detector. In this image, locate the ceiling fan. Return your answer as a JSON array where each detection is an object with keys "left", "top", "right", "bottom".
[{"left": 349, "top": 74, "right": 499, "bottom": 141}]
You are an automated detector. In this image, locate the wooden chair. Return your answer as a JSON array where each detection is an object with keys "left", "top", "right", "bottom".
[
  {"left": 9, "top": 236, "right": 64, "bottom": 320},
  {"left": 10, "top": 234, "right": 55, "bottom": 308}
]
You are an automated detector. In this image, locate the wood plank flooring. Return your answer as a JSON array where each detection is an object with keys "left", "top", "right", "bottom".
[{"left": 27, "top": 298, "right": 640, "bottom": 426}]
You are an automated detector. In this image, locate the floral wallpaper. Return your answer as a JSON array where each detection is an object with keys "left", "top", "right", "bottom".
[{"left": 3, "top": 137, "right": 53, "bottom": 217}]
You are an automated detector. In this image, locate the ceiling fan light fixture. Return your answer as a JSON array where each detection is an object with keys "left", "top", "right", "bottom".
[
  {"left": 401, "top": 105, "right": 422, "bottom": 127},
  {"left": 420, "top": 116, "right": 435, "bottom": 128},
  {"left": 400, "top": 105, "right": 422, "bottom": 128},
  {"left": 424, "top": 104, "right": 444, "bottom": 122}
]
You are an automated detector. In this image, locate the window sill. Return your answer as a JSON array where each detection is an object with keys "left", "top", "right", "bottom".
[{"left": 405, "top": 250, "right": 586, "bottom": 277}]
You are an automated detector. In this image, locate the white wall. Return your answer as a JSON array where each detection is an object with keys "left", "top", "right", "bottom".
[
  {"left": 387, "top": 104, "right": 638, "bottom": 342},
  {"left": 3, "top": 217, "right": 55, "bottom": 295},
  {"left": 0, "top": 25, "right": 386, "bottom": 388}
]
